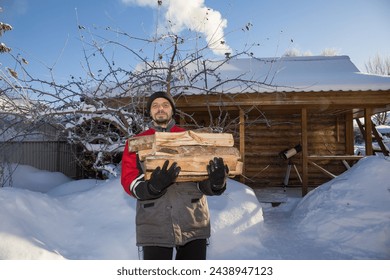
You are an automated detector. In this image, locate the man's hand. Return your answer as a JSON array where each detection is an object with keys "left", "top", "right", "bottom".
[
  {"left": 148, "top": 160, "right": 181, "bottom": 195},
  {"left": 207, "top": 157, "right": 229, "bottom": 191}
]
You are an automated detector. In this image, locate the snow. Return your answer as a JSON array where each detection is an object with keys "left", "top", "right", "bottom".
[
  {"left": 178, "top": 56, "right": 390, "bottom": 93},
  {"left": 90, "top": 55, "right": 390, "bottom": 100},
  {"left": 377, "top": 124, "right": 390, "bottom": 135},
  {"left": 0, "top": 156, "right": 389, "bottom": 261}
]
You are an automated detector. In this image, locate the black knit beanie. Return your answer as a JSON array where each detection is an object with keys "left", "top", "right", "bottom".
[{"left": 146, "top": 91, "right": 176, "bottom": 116}]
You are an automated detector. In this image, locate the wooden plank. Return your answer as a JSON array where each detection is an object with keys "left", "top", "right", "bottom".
[
  {"left": 308, "top": 155, "right": 363, "bottom": 161},
  {"left": 308, "top": 161, "right": 337, "bottom": 178}
]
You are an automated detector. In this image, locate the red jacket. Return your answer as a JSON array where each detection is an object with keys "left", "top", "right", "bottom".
[{"left": 121, "top": 125, "right": 186, "bottom": 197}]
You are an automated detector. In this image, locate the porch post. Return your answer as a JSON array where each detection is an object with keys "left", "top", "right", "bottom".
[
  {"left": 345, "top": 111, "right": 354, "bottom": 155},
  {"left": 364, "top": 108, "right": 373, "bottom": 155},
  {"left": 239, "top": 108, "right": 245, "bottom": 183},
  {"left": 301, "top": 108, "right": 309, "bottom": 196}
]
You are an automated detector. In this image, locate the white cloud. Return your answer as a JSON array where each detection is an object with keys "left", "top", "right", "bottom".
[{"left": 121, "top": 0, "right": 232, "bottom": 56}]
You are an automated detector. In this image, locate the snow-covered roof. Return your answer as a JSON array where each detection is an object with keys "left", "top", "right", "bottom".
[
  {"left": 187, "top": 55, "right": 390, "bottom": 94},
  {"left": 90, "top": 55, "right": 390, "bottom": 98}
]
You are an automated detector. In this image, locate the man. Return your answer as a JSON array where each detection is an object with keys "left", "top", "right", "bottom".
[{"left": 121, "top": 91, "right": 229, "bottom": 260}]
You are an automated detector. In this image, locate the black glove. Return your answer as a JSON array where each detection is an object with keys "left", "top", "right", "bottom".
[
  {"left": 198, "top": 157, "right": 229, "bottom": 196},
  {"left": 147, "top": 160, "right": 181, "bottom": 195},
  {"left": 207, "top": 157, "right": 229, "bottom": 190}
]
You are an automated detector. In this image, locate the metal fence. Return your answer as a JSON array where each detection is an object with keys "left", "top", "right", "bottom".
[{"left": 0, "top": 141, "right": 80, "bottom": 179}]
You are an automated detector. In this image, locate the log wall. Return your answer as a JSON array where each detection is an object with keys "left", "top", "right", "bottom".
[{"left": 179, "top": 108, "right": 351, "bottom": 188}]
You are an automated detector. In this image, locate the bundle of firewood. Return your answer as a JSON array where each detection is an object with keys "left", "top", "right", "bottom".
[{"left": 127, "top": 130, "right": 243, "bottom": 182}]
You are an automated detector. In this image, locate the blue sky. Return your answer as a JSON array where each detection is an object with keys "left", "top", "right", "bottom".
[{"left": 1, "top": 0, "right": 389, "bottom": 82}]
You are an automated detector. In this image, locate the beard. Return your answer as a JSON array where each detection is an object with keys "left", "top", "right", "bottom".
[{"left": 152, "top": 112, "right": 171, "bottom": 126}]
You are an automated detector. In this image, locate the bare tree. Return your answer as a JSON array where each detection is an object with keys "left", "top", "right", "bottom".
[
  {"left": 365, "top": 54, "right": 390, "bottom": 125},
  {"left": 0, "top": 11, "right": 12, "bottom": 54},
  {"left": 1, "top": 6, "right": 274, "bottom": 179},
  {"left": 0, "top": 9, "right": 16, "bottom": 187},
  {"left": 365, "top": 54, "right": 390, "bottom": 76}
]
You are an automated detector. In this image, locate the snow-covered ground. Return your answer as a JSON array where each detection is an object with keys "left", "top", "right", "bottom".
[{"left": 0, "top": 156, "right": 389, "bottom": 279}]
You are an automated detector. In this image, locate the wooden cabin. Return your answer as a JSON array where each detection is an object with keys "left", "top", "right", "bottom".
[
  {"left": 104, "top": 55, "right": 390, "bottom": 195},
  {"left": 170, "top": 56, "right": 390, "bottom": 195}
]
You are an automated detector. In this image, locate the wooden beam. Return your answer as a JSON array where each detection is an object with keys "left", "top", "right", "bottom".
[
  {"left": 308, "top": 155, "right": 363, "bottom": 161},
  {"left": 353, "top": 106, "right": 390, "bottom": 119},
  {"left": 345, "top": 110, "right": 354, "bottom": 155},
  {"left": 364, "top": 108, "right": 373, "bottom": 155},
  {"left": 239, "top": 108, "right": 246, "bottom": 183},
  {"left": 301, "top": 108, "right": 308, "bottom": 196},
  {"left": 308, "top": 161, "right": 337, "bottom": 178},
  {"left": 356, "top": 118, "right": 366, "bottom": 140},
  {"left": 175, "top": 90, "right": 390, "bottom": 110}
]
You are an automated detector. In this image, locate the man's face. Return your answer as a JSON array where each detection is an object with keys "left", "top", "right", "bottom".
[{"left": 150, "top": 97, "right": 173, "bottom": 126}]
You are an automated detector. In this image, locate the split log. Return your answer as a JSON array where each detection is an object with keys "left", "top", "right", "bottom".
[
  {"left": 127, "top": 131, "right": 242, "bottom": 182},
  {"left": 144, "top": 161, "right": 243, "bottom": 182},
  {"left": 143, "top": 154, "right": 243, "bottom": 181},
  {"left": 138, "top": 145, "right": 240, "bottom": 161},
  {"left": 128, "top": 130, "right": 234, "bottom": 152}
]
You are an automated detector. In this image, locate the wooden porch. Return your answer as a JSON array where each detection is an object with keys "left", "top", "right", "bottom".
[{"left": 176, "top": 90, "right": 390, "bottom": 196}]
